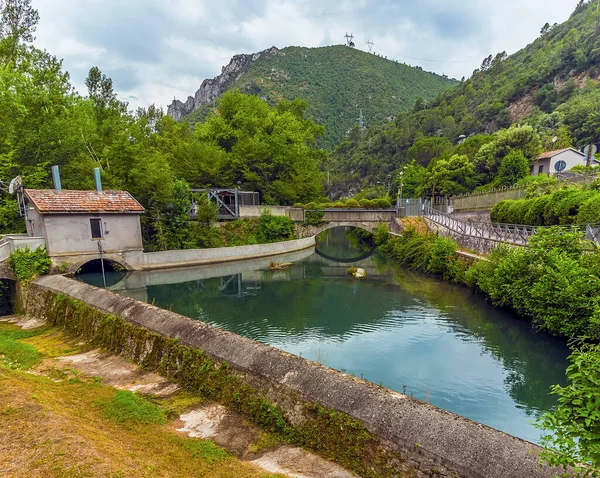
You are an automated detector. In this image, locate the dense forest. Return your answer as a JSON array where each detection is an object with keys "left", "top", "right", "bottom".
[
  {"left": 329, "top": 0, "right": 600, "bottom": 199},
  {"left": 180, "top": 45, "right": 457, "bottom": 150}
]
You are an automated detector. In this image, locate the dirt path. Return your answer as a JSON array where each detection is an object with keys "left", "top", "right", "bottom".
[{"left": 0, "top": 316, "right": 356, "bottom": 478}]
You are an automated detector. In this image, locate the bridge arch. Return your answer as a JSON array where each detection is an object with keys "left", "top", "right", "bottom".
[
  {"left": 66, "top": 254, "right": 133, "bottom": 274},
  {"left": 311, "top": 221, "right": 379, "bottom": 236}
]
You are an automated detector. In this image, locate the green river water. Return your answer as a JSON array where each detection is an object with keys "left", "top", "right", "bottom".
[{"left": 78, "top": 227, "right": 570, "bottom": 444}]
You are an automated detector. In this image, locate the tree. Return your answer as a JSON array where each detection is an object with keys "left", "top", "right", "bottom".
[
  {"left": 538, "top": 341, "right": 600, "bottom": 476},
  {"left": 194, "top": 90, "right": 324, "bottom": 205},
  {"left": 494, "top": 150, "right": 530, "bottom": 187},
  {"left": 0, "top": 0, "right": 39, "bottom": 43},
  {"left": 540, "top": 23, "right": 551, "bottom": 36},
  {"left": 424, "top": 154, "right": 475, "bottom": 197},
  {"left": 474, "top": 125, "right": 542, "bottom": 179}
]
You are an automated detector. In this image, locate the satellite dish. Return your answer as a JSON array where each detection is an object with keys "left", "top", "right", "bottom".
[
  {"left": 8, "top": 176, "right": 22, "bottom": 195},
  {"left": 552, "top": 136, "right": 558, "bottom": 144},
  {"left": 555, "top": 160, "right": 567, "bottom": 172},
  {"left": 584, "top": 144, "right": 598, "bottom": 156}
]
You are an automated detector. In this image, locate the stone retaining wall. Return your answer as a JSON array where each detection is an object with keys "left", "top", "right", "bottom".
[{"left": 24, "top": 275, "right": 560, "bottom": 478}]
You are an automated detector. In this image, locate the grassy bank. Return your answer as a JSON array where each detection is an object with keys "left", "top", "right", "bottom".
[
  {"left": 0, "top": 321, "right": 281, "bottom": 478},
  {"left": 379, "top": 225, "right": 600, "bottom": 339}
]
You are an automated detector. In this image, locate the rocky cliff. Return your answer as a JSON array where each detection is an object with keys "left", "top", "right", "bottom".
[{"left": 167, "top": 46, "right": 283, "bottom": 120}]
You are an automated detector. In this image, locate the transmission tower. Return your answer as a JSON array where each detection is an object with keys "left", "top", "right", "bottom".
[
  {"left": 344, "top": 32, "right": 355, "bottom": 48},
  {"left": 367, "top": 40, "right": 374, "bottom": 53}
]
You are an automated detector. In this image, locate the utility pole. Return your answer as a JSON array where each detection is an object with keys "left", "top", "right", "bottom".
[{"left": 367, "top": 40, "right": 374, "bottom": 53}]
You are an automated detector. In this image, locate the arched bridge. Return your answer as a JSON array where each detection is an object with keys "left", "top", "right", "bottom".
[{"left": 296, "top": 208, "right": 398, "bottom": 237}]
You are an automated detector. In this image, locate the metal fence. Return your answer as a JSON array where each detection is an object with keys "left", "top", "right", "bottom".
[
  {"left": 450, "top": 172, "right": 599, "bottom": 212},
  {"left": 423, "top": 203, "right": 600, "bottom": 247}
]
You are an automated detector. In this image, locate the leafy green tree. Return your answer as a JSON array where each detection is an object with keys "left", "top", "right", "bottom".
[
  {"left": 494, "top": 150, "right": 530, "bottom": 187},
  {"left": 423, "top": 154, "right": 475, "bottom": 197},
  {"left": 194, "top": 90, "right": 324, "bottom": 205},
  {"left": 474, "top": 125, "right": 541, "bottom": 179},
  {"left": 538, "top": 342, "right": 600, "bottom": 476}
]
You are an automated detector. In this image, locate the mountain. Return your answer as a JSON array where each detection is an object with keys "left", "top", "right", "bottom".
[
  {"left": 328, "top": 0, "right": 600, "bottom": 194},
  {"left": 167, "top": 45, "right": 458, "bottom": 149}
]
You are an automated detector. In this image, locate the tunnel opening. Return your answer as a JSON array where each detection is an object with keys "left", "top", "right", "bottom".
[
  {"left": 75, "top": 259, "right": 127, "bottom": 288},
  {"left": 0, "top": 279, "right": 16, "bottom": 316}
]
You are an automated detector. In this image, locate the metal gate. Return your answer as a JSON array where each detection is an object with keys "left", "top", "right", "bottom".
[{"left": 402, "top": 198, "right": 423, "bottom": 217}]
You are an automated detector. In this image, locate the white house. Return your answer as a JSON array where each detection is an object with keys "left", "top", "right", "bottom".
[
  {"left": 24, "top": 188, "right": 145, "bottom": 260},
  {"left": 531, "top": 148, "right": 599, "bottom": 176}
]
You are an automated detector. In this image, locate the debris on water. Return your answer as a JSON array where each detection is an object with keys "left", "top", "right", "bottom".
[
  {"left": 347, "top": 267, "right": 366, "bottom": 279},
  {"left": 269, "top": 261, "right": 293, "bottom": 270}
]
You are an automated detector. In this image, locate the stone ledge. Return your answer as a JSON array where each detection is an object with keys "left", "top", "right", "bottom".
[{"left": 27, "top": 275, "right": 561, "bottom": 478}]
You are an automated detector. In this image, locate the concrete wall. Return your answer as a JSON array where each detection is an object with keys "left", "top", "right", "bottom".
[
  {"left": 135, "top": 237, "right": 315, "bottom": 271},
  {"left": 24, "top": 275, "right": 560, "bottom": 478},
  {"left": 450, "top": 210, "right": 492, "bottom": 224},
  {"left": 0, "top": 235, "right": 46, "bottom": 263},
  {"left": 40, "top": 213, "right": 143, "bottom": 257},
  {"left": 321, "top": 209, "right": 397, "bottom": 222},
  {"left": 238, "top": 205, "right": 290, "bottom": 217}
]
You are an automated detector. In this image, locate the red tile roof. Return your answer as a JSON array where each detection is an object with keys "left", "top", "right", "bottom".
[
  {"left": 24, "top": 189, "right": 145, "bottom": 214},
  {"left": 537, "top": 148, "right": 583, "bottom": 160}
]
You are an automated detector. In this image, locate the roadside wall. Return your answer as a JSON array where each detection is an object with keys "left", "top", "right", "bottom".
[
  {"left": 238, "top": 205, "right": 290, "bottom": 217},
  {"left": 24, "top": 275, "right": 559, "bottom": 478}
]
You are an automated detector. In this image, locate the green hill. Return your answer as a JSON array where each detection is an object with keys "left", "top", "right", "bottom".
[
  {"left": 174, "top": 45, "right": 457, "bottom": 149},
  {"left": 329, "top": 0, "right": 600, "bottom": 194}
]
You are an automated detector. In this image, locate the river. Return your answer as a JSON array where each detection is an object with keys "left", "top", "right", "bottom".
[{"left": 77, "top": 227, "right": 570, "bottom": 444}]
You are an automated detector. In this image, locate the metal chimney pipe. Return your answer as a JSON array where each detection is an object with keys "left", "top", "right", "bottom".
[
  {"left": 93, "top": 167, "right": 102, "bottom": 193},
  {"left": 51, "top": 165, "right": 62, "bottom": 191}
]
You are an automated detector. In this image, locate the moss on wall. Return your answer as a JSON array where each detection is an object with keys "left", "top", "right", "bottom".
[{"left": 41, "top": 291, "right": 407, "bottom": 477}]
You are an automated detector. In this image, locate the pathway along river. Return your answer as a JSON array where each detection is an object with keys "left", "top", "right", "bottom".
[{"left": 78, "top": 227, "right": 570, "bottom": 444}]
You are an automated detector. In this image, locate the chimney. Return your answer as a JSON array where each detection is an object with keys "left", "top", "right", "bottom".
[
  {"left": 94, "top": 167, "right": 102, "bottom": 193},
  {"left": 51, "top": 165, "right": 62, "bottom": 191}
]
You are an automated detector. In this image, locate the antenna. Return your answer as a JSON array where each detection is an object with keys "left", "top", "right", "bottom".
[
  {"left": 367, "top": 40, "right": 374, "bottom": 53},
  {"left": 344, "top": 32, "right": 355, "bottom": 47},
  {"left": 8, "top": 176, "right": 22, "bottom": 195}
]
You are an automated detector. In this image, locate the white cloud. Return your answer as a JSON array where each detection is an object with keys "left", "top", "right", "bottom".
[{"left": 31, "top": 0, "right": 581, "bottom": 110}]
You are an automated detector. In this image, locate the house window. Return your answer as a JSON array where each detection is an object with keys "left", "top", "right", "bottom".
[
  {"left": 90, "top": 218, "right": 103, "bottom": 239},
  {"left": 538, "top": 165, "right": 544, "bottom": 174}
]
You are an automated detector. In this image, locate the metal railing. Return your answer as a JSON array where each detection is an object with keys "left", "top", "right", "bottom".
[
  {"left": 423, "top": 204, "right": 536, "bottom": 245},
  {"left": 423, "top": 204, "right": 600, "bottom": 247}
]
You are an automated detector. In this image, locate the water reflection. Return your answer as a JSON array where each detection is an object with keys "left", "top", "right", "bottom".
[{"left": 77, "top": 227, "right": 569, "bottom": 444}]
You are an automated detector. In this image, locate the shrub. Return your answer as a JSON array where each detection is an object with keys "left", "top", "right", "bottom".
[
  {"left": 553, "top": 189, "right": 595, "bottom": 225},
  {"left": 427, "top": 237, "right": 458, "bottom": 280},
  {"left": 344, "top": 199, "right": 361, "bottom": 208},
  {"left": 303, "top": 209, "right": 325, "bottom": 226},
  {"left": 256, "top": 211, "right": 294, "bottom": 243},
  {"left": 332, "top": 201, "right": 346, "bottom": 208},
  {"left": 8, "top": 246, "right": 52, "bottom": 283},
  {"left": 373, "top": 223, "right": 390, "bottom": 247},
  {"left": 577, "top": 195, "right": 600, "bottom": 223},
  {"left": 292, "top": 203, "right": 304, "bottom": 208},
  {"left": 359, "top": 199, "right": 370, "bottom": 208},
  {"left": 523, "top": 195, "right": 551, "bottom": 226}
]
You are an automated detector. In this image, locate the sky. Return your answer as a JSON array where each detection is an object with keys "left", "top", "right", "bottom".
[{"left": 32, "top": 0, "right": 581, "bottom": 111}]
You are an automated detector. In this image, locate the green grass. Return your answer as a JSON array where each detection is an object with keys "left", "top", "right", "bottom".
[
  {"left": 0, "top": 324, "right": 44, "bottom": 369},
  {"left": 172, "top": 436, "right": 230, "bottom": 463},
  {"left": 98, "top": 390, "right": 167, "bottom": 425}
]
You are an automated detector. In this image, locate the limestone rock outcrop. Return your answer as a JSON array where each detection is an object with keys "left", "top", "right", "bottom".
[{"left": 167, "top": 46, "right": 282, "bottom": 121}]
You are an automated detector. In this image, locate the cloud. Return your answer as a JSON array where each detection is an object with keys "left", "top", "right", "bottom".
[{"left": 32, "top": 0, "right": 580, "bottom": 111}]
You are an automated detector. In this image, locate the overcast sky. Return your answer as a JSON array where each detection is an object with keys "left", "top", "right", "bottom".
[{"left": 33, "top": 0, "right": 580, "bottom": 111}]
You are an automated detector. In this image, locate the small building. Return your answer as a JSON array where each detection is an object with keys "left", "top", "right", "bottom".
[
  {"left": 23, "top": 189, "right": 145, "bottom": 260},
  {"left": 531, "top": 148, "right": 598, "bottom": 176}
]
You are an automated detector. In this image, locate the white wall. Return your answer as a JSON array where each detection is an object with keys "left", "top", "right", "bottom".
[
  {"left": 42, "top": 213, "right": 143, "bottom": 256},
  {"left": 532, "top": 149, "right": 588, "bottom": 176}
]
